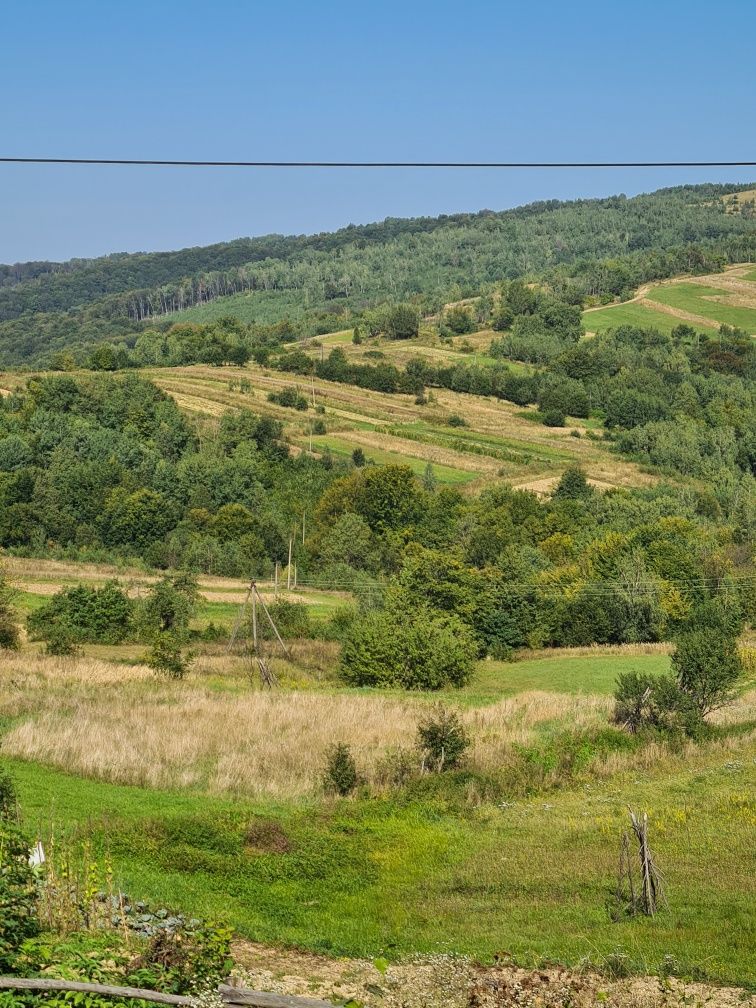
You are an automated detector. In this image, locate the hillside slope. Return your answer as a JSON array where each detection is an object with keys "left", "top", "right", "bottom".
[{"left": 1, "top": 183, "right": 755, "bottom": 365}]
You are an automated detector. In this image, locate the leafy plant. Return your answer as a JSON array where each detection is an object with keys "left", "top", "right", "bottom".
[
  {"left": 0, "top": 767, "right": 18, "bottom": 821},
  {"left": 0, "top": 823, "right": 39, "bottom": 972}
]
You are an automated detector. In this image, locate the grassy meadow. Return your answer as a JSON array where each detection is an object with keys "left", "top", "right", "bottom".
[
  {"left": 645, "top": 282, "right": 756, "bottom": 334},
  {"left": 583, "top": 265, "right": 756, "bottom": 337},
  {"left": 583, "top": 301, "right": 717, "bottom": 337},
  {"left": 3, "top": 622, "right": 756, "bottom": 985}
]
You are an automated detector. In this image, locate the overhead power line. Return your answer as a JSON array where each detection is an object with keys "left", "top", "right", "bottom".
[{"left": 1, "top": 157, "right": 756, "bottom": 169}]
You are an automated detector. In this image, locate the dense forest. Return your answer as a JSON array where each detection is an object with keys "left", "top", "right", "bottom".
[{"left": 1, "top": 183, "right": 755, "bottom": 366}]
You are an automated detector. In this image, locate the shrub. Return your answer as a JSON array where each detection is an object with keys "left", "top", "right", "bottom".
[
  {"left": 260, "top": 599, "right": 312, "bottom": 640},
  {"left": 446, "top": 414, "right": 467, "bottom": 428},
  {"left": 612, "top": 670, "right": 701, "bottom": 737},
  {"left": 0, "top": 575, "right": 19, "bottom": 651},
  {"left": 267, "top": 387, "right": 308, "bottom": 410},
  {"left": 131, "top": 921, "right": 233, "bottom": 994},
  {"left": 339, "top": 607, "right": 476, "bottom": 690},
  {"left": 42, "top": 620, "right": 82, "bottom": 656},
  {"left": 0, "top": 823, "right": 39, "bottom": 972},
  {"left": 542, "top": 408, "right": 566, "bottom": 427},
  {"left": 146, "top": 633, "right": 192, "bottom": 680},
  {"left": 312, "top": 419, "right": 327, "bottom": 435},
  {"left": 417, "top": 707, "right": 470, "bottom": 771},
  {"left": 28, "top": 581, "right": 134, "bottom": 646},
  {"left": 323, "top": 743, "right": 359, "bottom": 796}
]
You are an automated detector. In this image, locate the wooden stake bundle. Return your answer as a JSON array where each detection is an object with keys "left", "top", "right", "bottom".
[{"left": 616, "top": 809, "right": 666, "bottom": 917}]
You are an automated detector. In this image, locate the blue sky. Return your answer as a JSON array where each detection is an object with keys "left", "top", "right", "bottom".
[{"left": 2, "top": 0, "right": 755, "bottom": 263}]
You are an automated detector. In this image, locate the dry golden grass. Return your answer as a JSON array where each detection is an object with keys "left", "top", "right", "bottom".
[
  {"left": 3, "top": 651, "right": 754, "bottom": 800},
  {"left": 0, "top": 651, "right": 610, "bottom": 797}
]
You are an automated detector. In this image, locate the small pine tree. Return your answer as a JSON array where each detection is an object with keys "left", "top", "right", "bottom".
[
  {"left": 352, "top": 447, "right": 367, "bottom": 468},
  {"left": 422, "top": 462, "right": 437, "bottom": 493},
  {"left": 323, "top": 743, "right": 359, "bottom": 796},
  {"left": 417, "top": 707, "right": 470, "bottom": 771}
]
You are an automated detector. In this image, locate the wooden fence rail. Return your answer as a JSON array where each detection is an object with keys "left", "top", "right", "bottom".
[{"left": 0, "top": 978, "right": 333, "bottom": 1008}]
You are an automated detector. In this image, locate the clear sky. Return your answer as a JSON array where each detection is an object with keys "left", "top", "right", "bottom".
[{"left": 2, "top": 0, "right": 755, "bottom": 263}]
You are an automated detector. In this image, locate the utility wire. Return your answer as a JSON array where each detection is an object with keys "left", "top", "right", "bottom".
[{"left": 1, "top": 157, "right": 756, "bottom": 169}]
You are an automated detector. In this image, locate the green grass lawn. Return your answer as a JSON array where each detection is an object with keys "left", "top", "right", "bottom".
[
  {"left": 10, "top": 745, "right": 755, "bottom": 985},
  {"left": 646, "top": 283, "right": 756, "bottom": 333},
  {"left": 742, "top": 267, "right": 756, "bottom": 282},
  {"left": 582, "top": 302, "right": 717, "bottom": 337},
  {"left": 456, "top": 652, "right": 670, "bottom": 704}
]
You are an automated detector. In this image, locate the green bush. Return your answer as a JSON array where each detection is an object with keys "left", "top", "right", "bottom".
[
  {"left": 0, "top": 823, "right": 39, "bottom": 972},
  {"left": 323, "top": 743, "right": 359, "bottom": 796},
  {"left": 27, "top": 581, "right": 134, "bottom": 646},
  {"left": 267, "top": 387, "right": 308, "bottom": 410},
  {"left": 41, "top": 620, "right": 81, "bottom": 656},
  {"left": 612, "top": 670, "right": 702, "bottom": 738},
  {"left": 339, "top": 606, "right": 476, "bottom": 690},
  {"left": 146, "top": 633, "right": 192, "bottom": 680},
  {"left": 417, "top": 707, "right": 469, "bottom": 771},
  {"left": 541, "top": 408, "right": 566, "bottom": 427},
  {"left": 672, "top": 628, "right": 743, "bottom": 717}
]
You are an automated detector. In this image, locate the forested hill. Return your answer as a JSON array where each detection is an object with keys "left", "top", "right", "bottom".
[{"left": 1, "top": 182, "right": 755, "bottom": 366}]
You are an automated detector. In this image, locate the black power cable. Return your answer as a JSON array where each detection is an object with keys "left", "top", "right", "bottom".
[{"left": 1, "top": 157, "right": 756, "bottom": 168}]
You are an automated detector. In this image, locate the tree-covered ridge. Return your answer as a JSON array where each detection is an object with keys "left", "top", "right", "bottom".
[
  {"left": 2, "top": 183, "right": 755, "bottom": 365},
  {"left": 0, "top": 369, "right": 752, "bottom": 655}
]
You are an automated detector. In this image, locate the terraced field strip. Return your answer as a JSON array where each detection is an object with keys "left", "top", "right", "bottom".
[
  {"left": 582, "top": 300, "right": 718, "bottom": 336},
  {"left": 645, "top": 282, "right": 756, "bottom": 333},
  {"left": 146, "top": 366, "right": 651, "bottom": 490},
  {"left": 300, "top": 432, "right": 482, "bottom": 484},
  {"left": 4, "top": 556, "right": 348, "bottom": 615}
]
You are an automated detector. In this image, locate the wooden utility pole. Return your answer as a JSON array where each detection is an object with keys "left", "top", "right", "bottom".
[
  {"left": 287, "top": 537, "right": 293, "bottom": 590},
  {"left": 274, "top": 562, "right": 279, "bottom": 599}
]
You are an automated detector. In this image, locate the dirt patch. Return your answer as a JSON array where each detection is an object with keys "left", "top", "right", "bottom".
[
  {"left": 230, "top": 942, "right": 755, "bottom": 1008},
  {"left": 243, "top": 819, "right": 293, "bottom": 854}
]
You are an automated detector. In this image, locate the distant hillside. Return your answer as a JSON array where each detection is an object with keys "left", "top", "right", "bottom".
[{"left": 1, "top": 182, "right": 754, "bottom": 366}]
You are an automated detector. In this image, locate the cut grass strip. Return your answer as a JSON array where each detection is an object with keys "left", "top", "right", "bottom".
[
  {"left": 583, "top": 301, "right": 717, "bottom": 336},
  {"left": 302, "top": 433, "right": 481, "bottom": 484},
  {"left": 646, "top": 282, "right": 756, "bottom": 332}
]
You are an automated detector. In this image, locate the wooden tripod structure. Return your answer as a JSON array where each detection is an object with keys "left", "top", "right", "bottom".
[{"left": 228, "top": 581, "right": 291, "bottom": 688}]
